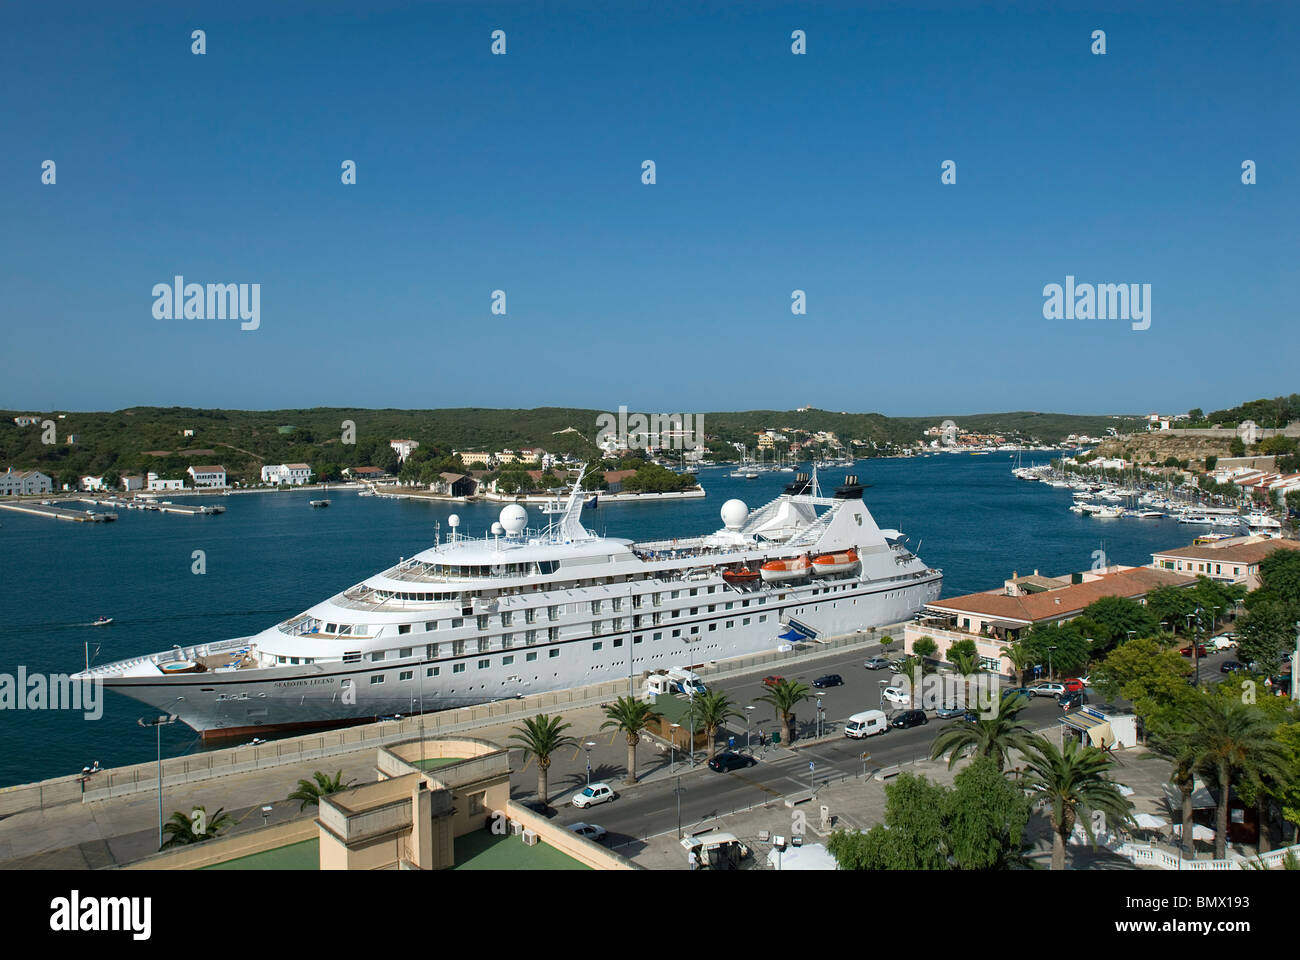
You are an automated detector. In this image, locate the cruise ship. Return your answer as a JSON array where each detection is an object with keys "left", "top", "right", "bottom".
[{"left": 76, "top": 470, "right": 942, "bottom": 739}]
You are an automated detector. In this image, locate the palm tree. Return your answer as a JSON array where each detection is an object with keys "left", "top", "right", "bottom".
[
  {"left": 287, "top": 770, "right": 354, "bottom": 811},
  {"left": 509, "top": 713, "right": 576, "bottom": 807},
  {"left": 754, "top": 679, "right": 811, "bottom": 746},
  {"left": 600, "top": 696, "right": 662, "bottom": 785},
  {"left": 929, "top": 693, "right": 1037, "bottom": 772},
  {"left": 161, "top": 805, "right": 234, "bottom": 848},
  {"left": 693, "top": 690, "right": 742, "bottom": 755},
  {"left": 999, "top": 642, "right": 1036, "bottom": 686},
  {"left": 1183, "top": 697, "right": 1291, "bottom": 859},
  {"left": 1021, "top": 736, "right": 1134, "bottom": 870},
  {"left": 1146, "top": 727, "right": 1199, "bottom": 860}
]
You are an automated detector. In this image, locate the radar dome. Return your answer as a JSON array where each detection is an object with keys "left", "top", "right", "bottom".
[
  {"left": 491, "top": 521, "right": 504, "bottom": 536},
  {"left": 720, "top": 499, "right": 749, "bottom": 530},
  {"left": 447, "top": 514, "right": 460, "bottom": 528},
  {"left": 500, "top": 503, "right": 528, "bottom": 536}
]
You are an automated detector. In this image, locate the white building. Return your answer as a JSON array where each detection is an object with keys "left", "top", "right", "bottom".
[
  {"left": 389, "top": 439, "right": 420, "bottom": 462},
  {"left": 261, "top": 463, "right": 314, "bottom": 485},
  {"left": 147, "top": 472, "right": 185, "bottom": 491},
  {"left": 11, "top": 416, "right": 41, "bottom": 427},
  {"left": 81, "top": 476, "right": 107, "bottom": 492},
  {"left": 0, "top": 469, "right": 53, "bottom": 495},
  {"left": 121, "top": 475, "right": 145, "bottom": 492},
  {"left": 186, "top": 465, "right": 227, "bottom": 488}
]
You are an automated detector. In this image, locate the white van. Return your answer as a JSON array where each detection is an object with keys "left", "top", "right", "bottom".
[
  {"left": 844, "top": 709, "right": 888, "bottom": 739},
  {"left": 666, "top": 667, "right": 707, "bottom": 697}
]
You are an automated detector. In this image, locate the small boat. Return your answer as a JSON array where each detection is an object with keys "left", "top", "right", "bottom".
[
  {"left": 760, "top": 556, "right": 812, "bottom": 582},
  {"left": 811, "top": 549, "right": 859, "bottom": 576},
  {"left": 721, "top": 567, "right": 761, "bottom": 585},
  {"left": 91, "top": 616, "right": 113, "bottom": 627},
  {"left": 310, "top": 499, "right": 331, "bottom": 508}
]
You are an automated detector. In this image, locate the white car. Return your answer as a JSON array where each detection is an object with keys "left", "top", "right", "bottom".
[
  {"left": 572, "top": 783, "right": 615, "bottom": 808},
  {"left": 880, "top": 686, "right": 911, "bottom": 707},
  {"left": 1028, "top": 681, "right": 1067, "bottom": 698},
  {"left": 567, "top": 822, "right": 608, "bottom": 843},
  {"left": 1211, "top": 634, "right": 1238, "bottom": 650}
]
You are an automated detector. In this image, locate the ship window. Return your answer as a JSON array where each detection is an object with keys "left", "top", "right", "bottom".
[
  {"left": 743, "top": 618, "right": 751, "bottom": 625},
  {"left": 327, "top": 624, "right": 338, "bottom": 633},
  {"left": 726, "top": 620, "right": 734, "bottom": 628},
  {"left": 634, "top": 635, "right": 643, "bottom": 644},
  {"left": 690, "top": 608, "right": 698, "bottom": 615},
  {"left": 426, "top": 621, "right": 437, "bottom": 631},
  {"left": 478, "top": 659, "right": 489, "bottom": 669},
  {"left": 277, "top": 656, "right": 286, "bottom": 664},
  {"left": 653, "top": 632, "right": 662, "bottom": 641},
  {"left": 502, "top": 655, "right": 513, "bottom": 665},
  {"left": 343, "top": 652, "right": 361, "bottom": 663},
  {"left": 290, "top": 657, "right": 299, "bottom": 664},
  {"left": 400, "top": 670, "right": 413, "bottom": 681},
  {"left": 453, "top": 663, "right": 465, "bottom": 673},
  {"left": 399, "top": 647, "right": 411, "bottom": 658},
  {"left": 338, "top": 624, "right": 352, "bottom": 635},
  {"left": 593, "top": 642, "right": 603, "bottom": 651},
  {"left": 452, "top": 618, "right": 464, "bottom": 628},
  {"left": 549, "top": 649, "right": 560, "bottom": 658},
  {"left": 370, "top": 675, "right": 384, "bottom": 684},
  {"left": 526, "top": 652, "right": 538, "bottom": 662},
  {"left": 759, "top": 615, "right": 767, "bottom": 622},
  {"left": 399, "top": 624, "right": 411, "bottom": 635},
  {"left": 708, "top": 624, "right": 716, "bottom": 632},
  {"left": 613, "top": 638, "right": 623, "bottom": 647},
  {"left": 691, "top": 626, "right": 699, "bottom": 635},
  {"left": 370, "top": 651, "right": 385, "bottom": 662},
  {"left": 672, "top": 629, "right": 681, "bottom": 638},
  {"left": 426, "top": 667, "right": 439, "bottom": 677},
  {"left": 689, "top": 588, "right": 698, "bottom": 597}
]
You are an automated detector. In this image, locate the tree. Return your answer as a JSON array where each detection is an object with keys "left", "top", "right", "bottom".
[
  {"left": 826, "top": 773, "right": 949, "bottom": 870},
  {"left": 161, "top": 805, "right": 234, "bottom": 848},
  {"left": 600, "top": 696, "right": 661, "bottom": 785},
  {"left": 1230, "top": 437, "right": 1246, "bottom": 457},
  {"left": 946, "top": 756, "right": 1032, "bottom": 869},
  {"left": 1144, "top": 585, "right": 1197, "bottom": 634},
  {"left": 1146, "top": 726, "right": 1200, "bottom": 859},
  {"left": 912, "top": 636, "right": 938, "bottom": 660},
  {"left": 1183, "top": 697, "right": 1291, "bottom": 859},
  {"left": 509, "top": 713, "right": 576, "bottom": 807},
  {"left": 946, "top": 638, "right": 978, "bottom": 675},
  {"left": 692, "top": 689, "right": 741, "bottom": 755},
  {"left": 999, "top": 641, "right": 1036, "bottom": 686},
  {"left": 1091, "top": 638, "right": 1193, "bottom": 730},
  {"left": 1081, "top": 596, "right": 1158, "bottom": 651},
  {"left": 1021, "top": 736, "right": 1135, "bottom": 870},
  {"left": 930, "top": 692, "right": 1037, "bottom": 772},
  {"left": 1237, "top": 599, "right": 1299, "bottom": 673},
  {"left": 287, "top": 770, "right": 354, "bottom": 811},
  {"left": 1021, "top": 622, "right": 1089, "bottom": 677},
  {"left": 754, "top": 679, "right": 811, "bottom": 746}
]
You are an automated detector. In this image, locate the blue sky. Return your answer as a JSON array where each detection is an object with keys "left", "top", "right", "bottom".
[{"left": 1, "top": 0, "right": 1295, "bottom": 417}]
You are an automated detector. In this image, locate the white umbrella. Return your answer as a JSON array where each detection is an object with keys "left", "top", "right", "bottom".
[
  {"left": 1134, "top": 813, "right": 1168, "bottom": 830},
  {"left": 1172, "top": 824, "right": 1216, "bottom": 842}
]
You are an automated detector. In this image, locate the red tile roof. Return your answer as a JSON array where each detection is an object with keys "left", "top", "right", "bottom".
[{"left": 1152, "top": 539, "right": 1300, "bottom": 566}]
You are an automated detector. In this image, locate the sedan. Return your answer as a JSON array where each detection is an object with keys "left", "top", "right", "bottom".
[
  {"left": 889, "top": 709, "right": 928, "bottom": 729},
  {"left": 572, "top": 783, "right": 616, "bottom": 808},
  {"left": 864, "top": 657, "right": 893, "bottom": 671},
  {"left": 1028, "top": 682, "right": 1067, "bottom": 698},
  {"left": 707, "top": 751, "right": 757, "bottom": 773},
  {"left": 1001, "top": 687, "right": 1034, "bottom": 702},
  {"left": 1220, "top": 660, "right": 1246, "bottom": 674},
  {"left": 567, "top": 822, "right": 608, "bottom": 843},
  {"left": 1058, "top": 690, "right": 1088, "bottom": 711},
  {"left": 812, "top": 674, "right": 843, "bottom": 688},
  {"left": 934, "top": 703, "right": 967, "bottom": 719},
  {"left": 761, "top": 675, "right": 784, "bottom": 687},
  {"left": 1180, "top": 644, "right": 1209, "bottom": 658}
]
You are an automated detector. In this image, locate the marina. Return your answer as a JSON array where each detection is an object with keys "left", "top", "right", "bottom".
[
  {"left": 81, "top": 496, "right": 225, "bottom": 516},
  {"left": 0, "top": 500, "right": 116, "bottom": 523}
]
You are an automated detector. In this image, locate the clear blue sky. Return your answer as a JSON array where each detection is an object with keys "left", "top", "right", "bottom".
[{"left": 1, "top": 0, "right": 1295, "bottom": 416}]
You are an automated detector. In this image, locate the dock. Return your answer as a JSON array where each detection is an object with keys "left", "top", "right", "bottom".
[
  {"left": 82, "top": 497, "right": 224, "bottom": 515},
  {"left": 0, "top": 501, "right": 117, "bottom": 523}
]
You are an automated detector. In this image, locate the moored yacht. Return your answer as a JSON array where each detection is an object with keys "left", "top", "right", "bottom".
[{"left": 77, "top": 469, "right": 942, "bottom": 739}]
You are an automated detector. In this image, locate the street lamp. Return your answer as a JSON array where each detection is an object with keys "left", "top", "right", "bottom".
[
  {"left": 744, "top": 705, "right": 755, "bottom": 753},
  {"left": 138, "top": 714, "right": 178, "bottom": 850},
  {"left": 674, "top": 776, "right": 685, "bottom": 839},
  {"left": 670, "top": 724, "right": 680, "bottom": 774},
  {"left": 584, "top": 741, "right": 596, "bottom": 786},
  {"left": 1048, "top": 645, "right": 1057, "bottom": 680}
]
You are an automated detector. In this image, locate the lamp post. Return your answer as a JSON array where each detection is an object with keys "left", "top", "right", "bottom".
[
  {"left": 744, "top": 705, "right": 754, "bottom": 753},
  {"left": 1048, "top": 645, "right": 1057, "bottom": 681},
  {"left": 584, "top": 741, "right": 595, "bottom": 786},
  {"left": 674, "top": 776, "right": 684, "bottom": 839},
  {"left": 688, "top": 700, "right": 696, "bottom": 768},
  {"left": 670, "top": 724, "right": 679, "bottom": 774},
  {"left": 138, "top": 714, "right": 178, "bottom": 850}
]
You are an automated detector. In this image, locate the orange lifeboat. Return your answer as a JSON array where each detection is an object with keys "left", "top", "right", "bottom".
[
  {"left": 811, "top": 549, "right": 859, "bottom": 576},
  {"left": 760, "top": 555, "right": 812, "bottom": 582},
  {"left": 722, "top": 567, "right": 760, "bottom": 585}
]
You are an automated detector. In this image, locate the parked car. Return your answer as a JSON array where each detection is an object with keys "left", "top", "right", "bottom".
[
  {"left": 1180, "top": 644, "right": 1209, "bottom": 658},
  {"left": 1210, "top": 634, "right": 1238, "bottom": 650},
  {"left": 890, "top": 709, "right": 928, "bottom": 729},
  {"left": 1220, "top": 660, "right": 1246, "bottom": 674},
  {"left": 812, "top": 674, "right": 844, "bottom": 688},
  {"left": 1001, "top": 687, "right": 1034, "bottom": 702},
  {"left": 1058, "top": 690, "right": 1088, "bottom": 711},
  {"left": 934, "top": 702, "right": 967, "bottom": 719},
  {"left": 844, "top": 709, "right": 889, "bottom": 738},
  {"left": 864, "top": 656, "right": 893, "bottom": 671},
  {"left": 707, "top": 751, "right": 756, "bottom": 773},
  {"left": 1062, "top": 677, "right": 1087, "bottom": 692},
  {"left": 572, "top": 783, "right": 616, "bottom": 808},
  {"left": 761, "top": 675, "right": 784, "bottom": 687},
  {"left": 1028, "top": 681, "right": 1067, "bottom": 698},
  {"left": 567, "top": 822, "right": 608, "bottom": 843},
  {"left": 880, "top": 686, "right": 911, "bottom": 707}
]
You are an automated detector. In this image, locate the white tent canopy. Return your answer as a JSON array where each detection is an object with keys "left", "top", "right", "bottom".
[{"left": 766, "top": 842, "right": 837, "bottom": 870}]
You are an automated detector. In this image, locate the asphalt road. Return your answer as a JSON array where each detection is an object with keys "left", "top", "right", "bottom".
[{"left": 537, "top": 639, "right": 1248, "bottom": 847}]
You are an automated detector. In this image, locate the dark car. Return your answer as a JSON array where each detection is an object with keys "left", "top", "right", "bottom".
[
  {"left": 1220, "top": 660, "right": 1246, "bottom": 674},
  {"left": 1058, "top": 689, "right": 1088, "bottom": 711},
  {"left": 1001, "top": 687, "right": 1033, "bottom": 703},
  {"left": 707, "top": 751, "right": 756, "bottom": 773},
  {"left": 812, "top": 674, "right": 843, "bottom": 688},
  {"left": 863, "top": 657, "right": 893, "bottom": 671},
  {"left": 890, "top": 709, "right": 928, "bottom": 729}
]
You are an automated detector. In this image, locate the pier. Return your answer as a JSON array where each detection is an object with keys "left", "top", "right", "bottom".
[
  {"left": 83, "top": 496, "right": 224, "bottom": 516},
  {"left": 0, "top": 501, "right": 117, "bottom": 523}
]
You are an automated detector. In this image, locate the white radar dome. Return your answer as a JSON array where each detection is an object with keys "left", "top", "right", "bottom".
[
  {"left": 491, "top": 521, "right": 504, "bottom": 536},
  {"left": 720, "top": 499, "right": 749, "bottom": 530},
  {"left": 500, "top": 504, "right": 528, "bottom": 536},
  {"left": 448, "top": 514, "right": 460, "bottom": 528}
]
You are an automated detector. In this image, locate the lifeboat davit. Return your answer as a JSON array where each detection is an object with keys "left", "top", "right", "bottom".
[
  {"left": 722, "top": 567, "right": 760, "bottom": 585},
  {"left": 760, "top": 556, "right": 812, "bottom": 582},
  {"left": 811, "top": 549, "right": 859, "bottom": 576}
]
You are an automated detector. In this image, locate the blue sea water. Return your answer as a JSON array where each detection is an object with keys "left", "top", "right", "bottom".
[{"left": 0, "top": 454, "right": 1192, "bottom": 787}]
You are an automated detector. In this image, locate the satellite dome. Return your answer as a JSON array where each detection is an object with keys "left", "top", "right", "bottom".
[
  {"left": 720, "top": 499, "right": 749, "bottom": 530},
  {"left": 448, "top": 514, "right": 460, "bottom": 528},
  {"left": 500, "top": 503, "right": 528, "bottom": 536},
  {"left": 491, "top": 521, "right": 504, "bottom": 536}
]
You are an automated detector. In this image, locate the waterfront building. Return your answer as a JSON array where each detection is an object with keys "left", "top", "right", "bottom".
[
  {"left": 905, "top": 565, "right": 1195, "bottom": 675},
  {"left": 345, "top": 465, "right": 389, "bottom": 481},
  {"left": 121, "top": 475, "right": 145, "bottom": 492},
  {"left": 147, "top": 472, "right": 185, "bottom": 491},
  {"left": 453, "top": 450, "right": 493, "bottom": 468},
  {"left": 603, "top": 469, "right": 638, "bottom": 493},
  {"left": 1150, "top": 536, "right": 1300, "bottom": 590},
  {"left": 81, "top": 476, "right": 107, "bottom": 492},
  {"left": 261, "top": 463, "right": 314, "bottom": 485},
  {"left": 433, "top": 472, "right": 477, "bottom": 497},
  {"left": 187, "top": 465, "right": 228, "bottom": 488},
  {"left": 11, "top": 415, "right": 41, "bottom": 427},
  {"left": 0, "top": 469, "right": 53, "bottom": 495}
]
